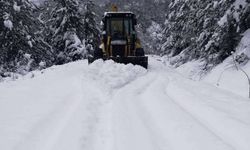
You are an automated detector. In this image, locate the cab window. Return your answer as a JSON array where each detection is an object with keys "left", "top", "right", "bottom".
[{"left": 106, "top": 18, "right": 132, "bottom": 36}]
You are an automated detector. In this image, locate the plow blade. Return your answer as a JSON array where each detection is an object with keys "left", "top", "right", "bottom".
[{"left": 88, "top": 56, "right": 148, "bottom": 69}]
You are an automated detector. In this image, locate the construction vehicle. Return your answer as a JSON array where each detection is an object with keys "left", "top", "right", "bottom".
[{"left": 88, "top": 5, "right": 148, "bottom": 69}]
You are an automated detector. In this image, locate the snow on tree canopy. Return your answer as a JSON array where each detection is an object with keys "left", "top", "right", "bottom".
[
  {"left": 13, "top": 2, "right": 21, "bottom": 12},
  {"left": 3, "top": 12, "right": 13, "bottom": 30},
  {"left": 4, "top": 20, "right": 13, "bottom": 30},
  {"left": 162, "top": 0, "right": 250, "bottom": 70}
]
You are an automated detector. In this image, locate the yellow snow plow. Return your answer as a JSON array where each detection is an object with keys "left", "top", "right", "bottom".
[{"left": 88, "top": 5, "right": 148, "bottom": 69}]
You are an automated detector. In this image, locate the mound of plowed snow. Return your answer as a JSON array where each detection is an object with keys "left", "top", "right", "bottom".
[{"left": 87, "top": 60, "right": 147, "bottom": 89}]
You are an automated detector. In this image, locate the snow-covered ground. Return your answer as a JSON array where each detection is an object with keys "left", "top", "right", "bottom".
[
  {"left": 204, "top": 29, "right": 250, "bottom": 98},
  {"left": 173, "top": 29, "right": 250, "bottom": 98},
  {"left": 0, "top": 56, "right": 250, "bottom": 150}
]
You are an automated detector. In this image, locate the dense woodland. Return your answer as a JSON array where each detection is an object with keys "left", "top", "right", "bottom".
[
  {"left": 0, "top": 0, "right": 250, "bottom": 77},
  {"left": 163, "top": 0, "right": 250, "bottom": 70}
]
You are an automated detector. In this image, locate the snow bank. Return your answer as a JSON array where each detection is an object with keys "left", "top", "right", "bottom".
[
  {"left": 204, "top": 29, "right": 250, "bottom": 98},
  {"left": 87, "top": 59, "right": 147, "bottom": 90},
  {"left": 170, "top": 29, "right": 250, "bottom": 98},
  {"left": 173, "top": 56, "right": 250, "bottom": 98},
  {"left": 236, "top": 29, "right": 250, "bottom": 57},
  {"left": 203, "top": 58, "right": 250, "bottom": 98},
  {"left": 175, "top": 60, "right": 206, "bottom": 80}
]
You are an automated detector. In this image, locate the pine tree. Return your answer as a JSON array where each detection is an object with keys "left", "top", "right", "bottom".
[
  {"left": 219, "top": 13, "right": 240, "bottom": 60},
  {"left": 0, "top": 0, "right": 45, "bottom": 74},
  {"left": 201, "top": 0, "right": 238, "bottom": 70},
  {"left": 162, "top": 0, "right": 192, "bottom": 57},
  {"left": 161, "top": 0, "right": 245, "bottom": 69},
  {"left": 45, "top": 0, "right": 86, "bottom": 64},
  {"left": 238, "top": 1, "right": 250, "bottom": 33},
  {"left": 83, "top": 0, "right": 100, "bottom": 53}
]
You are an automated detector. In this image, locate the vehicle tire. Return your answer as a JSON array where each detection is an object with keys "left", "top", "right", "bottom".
[
  {"left": 135, "top": 48, "right": 145, "bottom": 56},
  {"left": 94, "top": 48, "right": 103, "bottom": 59}
]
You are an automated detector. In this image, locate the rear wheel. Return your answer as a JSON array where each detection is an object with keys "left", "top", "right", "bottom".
[
  {"left": 94, "top": 48, "right": 103, "bottom": 59},
  {"left": 88, "top": 48, "right": 104, "bottom": 64},
  {"left": 135, "top": 48, "right": 145, "bottom": 56}
]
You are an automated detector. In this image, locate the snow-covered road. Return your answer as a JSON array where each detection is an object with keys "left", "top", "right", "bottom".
[{"left": 0, "top": 56, "right": 250, "bottom": 150}]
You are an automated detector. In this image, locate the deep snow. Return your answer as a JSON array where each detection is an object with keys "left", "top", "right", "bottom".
[
  {"left": 0, "top": 56, "right": 250, "bottom": 150},
  {"left": 172, "top": 29, "right": 250, "bottom": 98}
]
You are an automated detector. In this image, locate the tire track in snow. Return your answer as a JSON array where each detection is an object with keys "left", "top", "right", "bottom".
[
  {"left": 12, "top": 75, "right": 88, "bottom": 150},
  {"left": 80, "top": 61, "right": 148, "bottom": 150},
  {"left": 112, "top": 72, "right": 169, "bottom": 150},
  {"left": 165, "top": 74, "right": 250, "bottom": 150},
  {"left": 111, "top": 58, "right": 236, "bottom": 150},
  {"left": 164, "top": 90, "right": 237, "bottom": 150}
]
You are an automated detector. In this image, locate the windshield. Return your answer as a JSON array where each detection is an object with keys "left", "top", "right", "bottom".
[{"left": 107, "top": 18, "right": 132, "bottom": 36}]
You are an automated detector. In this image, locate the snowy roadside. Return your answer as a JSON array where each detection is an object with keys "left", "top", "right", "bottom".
[{"left": 162, "top": 29, "right": 250, "bottom": 99}]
